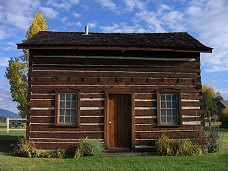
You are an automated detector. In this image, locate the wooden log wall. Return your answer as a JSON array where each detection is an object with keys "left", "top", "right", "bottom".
[{"left": 27, "top": 50, "right": 204, "bottom": 150}]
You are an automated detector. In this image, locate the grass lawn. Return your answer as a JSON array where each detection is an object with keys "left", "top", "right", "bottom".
[{"left": 0, "top": 127, "right": 228, "bottom": 171}]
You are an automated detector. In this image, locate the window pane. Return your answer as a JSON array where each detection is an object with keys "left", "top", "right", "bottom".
[
  {"left": 71, "top": 101, "right": 76, "bottom": 108},
  {"left": 167, "top": 110, "right": 172, "bottom": 115},
  {"left": 58, "top": 93, "right": 77, "bottom": 125},
  {"left": 161, "top": 94, "right": 165, "bottom": 101},
  {"left": 167, "top": 116, "right": 172, "bottom": 122},
  {"left": 71, "top": 109, "right": 76, "bottom": 115},
  {"left": 60, "top": 109, "right": 65, "bottom": 116},
  {"left": 60, "top": 101, "right": 65, "bottom": 108},
  {"left": 160, "top": 93, "right": 179, "bottom": 124},
  {"left": 60, "top": 94, "right": 65, "bottom": 100},
  {"left": 66, "top": 94, "right": 71, "bottom": 100},
  {"left": 65, "top": 116, "right": 70, "bottom": 123},
  {"left": 167, "top": 102, "right": 171, "bottom": 108},
  {"left": 71, "top": 116, "right": 76, "bottom": 123},
  {"left": 66, "top": 101, "right": 71, "bottom": 108},
  {"left": 172, "top": 94, "right": 177, "bottom": 100},
  {"left": 66, "top": 109, "right": 70, "bottom": 116},
  {"left": 59, "top": 116, "right": 64, "bottom": 123},
  {"left": 72, "top": 94, "right": 76, "bottom": 100},
  {"left": 166, "top": 94, "right": 171, "bottom": 101},
  {"left": 161, "top": 116, "right": 166, "bottom": 123},
  {"left": 161, "top": 109, "right": 166, "bottom": 116},
  {"left": 172, "top": 102, "right": 177, "bottom": 108},
  {"left": 161, "top": 102, "right": 166, "bottom": 108}
]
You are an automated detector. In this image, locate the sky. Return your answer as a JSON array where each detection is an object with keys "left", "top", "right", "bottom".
[{"left": 0, "top": 0, "right": 228, "bottom": 114}]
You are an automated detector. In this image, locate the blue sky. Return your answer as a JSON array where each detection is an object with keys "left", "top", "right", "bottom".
[{"left": 0, "top": 0, "right": 228, "bottom": 114}]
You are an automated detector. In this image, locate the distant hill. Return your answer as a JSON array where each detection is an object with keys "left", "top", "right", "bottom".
[{"left": 0, "top": 108, "right": 20, "bottom": 118}]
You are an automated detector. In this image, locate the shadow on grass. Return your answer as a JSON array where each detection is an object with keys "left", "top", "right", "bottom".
[{"left": 0, "top": 134, "right": 24, "bottom": 156}]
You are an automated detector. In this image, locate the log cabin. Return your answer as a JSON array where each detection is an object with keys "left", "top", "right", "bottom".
[{"left": 17, "top": 28, "right": 212, "bottom": 151}]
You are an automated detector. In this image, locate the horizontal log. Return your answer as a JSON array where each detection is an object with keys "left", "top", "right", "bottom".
[
  {"left": 135, "top": 110, "right": 156, "bottom": 116},
  {"left": 135, "top": 140, "right": 156, "bottom": 146},
  {"left": 135, "top": 94, "right": 156, "bottom": 99},
  {"left": 29, "top": 86, "right": 201, "bottom": 94},
  {"left": 28, "top": 100, "right": 54, "bottom": 107},
  {"left": 80, "top": 110, "right": 104, "bottom": 116},
  {"left": 181, "top": 94, "right": 203, "bottom": 100},
  {"left": 32, "top": 143, "right": 78, "bottom": 150},
  {"left": 80, "top": 93, "right": 104, "bottom": 98},
  {"left": 32, "top": 66, "right": 200, "bottom": 74},
  {"left": 182, "top": 109, "right": 204, "bottom": 115},
  {"left": 29, "top": 132, "right": 103, "bottom": 139},
  {"left": 29, "top": 125, "right": 104, "bottom": 131},
  {"left": 135, "top": 125, "right": 202, "bottom": 131},
  {"left": 28, "top": 110, "right": 55, "bottom": 116},
  {"left": 135, "top": 101, "right": 156, "bottom": 107},
  {"left": 80, "top": 101, "right": 104, "bottom": 107},
  {"left": 28, "top": 95, "right": 55, "bottom": 99},
  {"left": 31, "top": 57, "right": 200, "bottom": 66},
  {"left": 135, "top": 118, "right": 156, "bottom": 124},
  {"left": 181, "top": 101, "right": 203, "bottom": 107},
  {"left": 30, "top": 71, "right": 199, "bottom": 79},
  {"left": 135, "top": 131, "right": 195, "bottom": 139}
]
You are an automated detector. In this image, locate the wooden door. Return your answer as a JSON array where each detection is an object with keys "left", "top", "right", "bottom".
[{"left": 108, "top": 94, "right": 131, "bottom": 148}]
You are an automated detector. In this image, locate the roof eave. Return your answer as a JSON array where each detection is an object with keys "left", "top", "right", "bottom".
[{"left": 17, "top": 44, "right": 213, "bottom": 53}]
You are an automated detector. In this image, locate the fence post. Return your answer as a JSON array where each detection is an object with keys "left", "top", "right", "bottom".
[{"left": 6, "top": 118, "right": 9, "bottom": 133}]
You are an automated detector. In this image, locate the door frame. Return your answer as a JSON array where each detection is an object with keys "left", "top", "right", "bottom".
[{"left": 104, "top": 91, "right": 135, "bottom": 149}]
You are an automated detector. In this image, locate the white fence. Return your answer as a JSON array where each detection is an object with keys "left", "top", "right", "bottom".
[{"left": 6, "top": 118, "right": 26, "bottom": 133}]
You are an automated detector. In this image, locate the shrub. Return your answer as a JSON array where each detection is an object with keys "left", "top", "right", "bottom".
[
  {"left": 207, "top": 127, "right": 220, "bottom": 153},
  {"left": 192, "top": 126, "right": 220, "bottom": 153},
  {"left": 156, "top": 134, "right": 176, "bottom": 156},
  {"left": 12, "top": 138, "right": 44, "bottom": 158},
  {"left": 221, "top": 108, "right": 228, "bottom": 128},
  {"left": 12, "top": 137, "right": 67, "bottom": 158},
  {"left": 75, "top": 137, "right": 104, "bottom": 158},
  {"left": 156, "top": 134, "right": 202, "bottom": 156}
]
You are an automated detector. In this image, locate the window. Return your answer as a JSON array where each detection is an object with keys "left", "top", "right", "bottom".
[
  {"left": 55, "top": 89, "right": 80, "bottom": 126},
  {"left": 157, "top": 90, "right": 181, "bottom": 126}
]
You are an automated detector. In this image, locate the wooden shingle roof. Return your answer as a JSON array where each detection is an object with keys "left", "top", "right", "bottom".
[{"left": 17, "top": 31, "right": 212, "bottom": 52}]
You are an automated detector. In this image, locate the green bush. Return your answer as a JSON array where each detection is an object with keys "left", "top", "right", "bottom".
[
  {"left": 156, "top": 134, "right": 203, "bottom": 156},
  {"left": 12, "top": 138, "right": 40, "bottom": 158},
  {"left": 75, "top": 137, "right": 104, "bottom": 158},
  {"left": 207, "top": 127, "right": 220, "bottom": 153},
  {"left": 12, "top": 137, "right": 67, "bottom": 158}
]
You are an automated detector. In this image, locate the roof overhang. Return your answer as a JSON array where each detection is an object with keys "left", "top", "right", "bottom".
[{"left": 17, "top": 45, "right": 213, "bottom": 53}]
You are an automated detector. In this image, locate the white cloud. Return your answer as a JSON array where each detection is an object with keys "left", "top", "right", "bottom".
[
  {"left": 87, "top": 22, "right": 96, "bottom": 28},
  {"left": 41, "top": 7, "right": 58, "bottom": 19},
  {"left": 123, "top": 0, "right": 145, "bottom": 12},
  {"left": 96, "top": 0, "right": 116, "bottom": 10},
  {"left": 60, "top": 16, "right": 68, "bottom": 23},
  {"left": 0, "top": 29, "right": 9, "bottom": 40},
  {"left": 100, "top": 23, "right": 149, "bottom": 33},
  {"left": 73, "top": 12, "right": 81, "bottom": 18},
  {"left": 186, "top": 0, "right": 228, "bottom": 72},
  {"left": 46, "top": 0, "right": 80, "bottom": 10},
  {"left": 47, "top": 0, "right": 70, "bottom": 9},
  {"left": 0, "top": 57, "right": 10, "bottom": 67},
  {"left": 0, "top": 0, "right": 41, "bottom": 30},
  {"left": 68, "top": 21, "right": 82, "bottom": 28}
]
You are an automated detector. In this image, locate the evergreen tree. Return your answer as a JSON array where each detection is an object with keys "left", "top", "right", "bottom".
[{"left": 5, "top": 12, "right": 48, "bottom": 118}]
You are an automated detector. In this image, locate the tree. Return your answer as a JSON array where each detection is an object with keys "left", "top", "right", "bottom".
[
  {"left": 202, "top": 85, "right": 218, "bottom": 124},
  {"left": 5, "top": 12, "right": 48, "bottom": 118}
]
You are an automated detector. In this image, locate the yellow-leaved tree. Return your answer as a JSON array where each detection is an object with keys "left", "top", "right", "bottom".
[{"left": 5, "top": 12, "right": 48, "bottom": 118}]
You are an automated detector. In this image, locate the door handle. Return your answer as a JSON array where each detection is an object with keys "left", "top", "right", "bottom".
[{"left": 108, "top": 121, "right": 111, "bottom": 124}]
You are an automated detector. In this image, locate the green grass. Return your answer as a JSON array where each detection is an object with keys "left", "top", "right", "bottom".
[{"left": 0, "top": 129, "right": 228, "bottom": 171}]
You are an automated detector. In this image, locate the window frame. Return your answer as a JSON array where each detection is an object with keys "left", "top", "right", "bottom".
[
  {"left": 156, "top": 89, "right": 182, "bottom": 126},
  {"left": 54, "top": 88, "right": 80, "bottom": 127}
]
